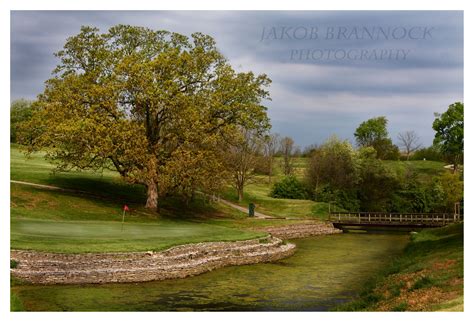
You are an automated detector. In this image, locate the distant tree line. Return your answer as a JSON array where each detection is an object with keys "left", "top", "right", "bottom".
[{"left": 269, "top": 103, "right": 463, "bottom": 213}]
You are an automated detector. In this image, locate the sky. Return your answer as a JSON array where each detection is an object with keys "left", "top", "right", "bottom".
[{"left": 10, "top": 11, "right": 463, "bottom": 148}]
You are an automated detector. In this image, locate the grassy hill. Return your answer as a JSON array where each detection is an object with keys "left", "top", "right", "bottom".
[
  {"left": 11, "top": 145, "right": 288, "bottom": 254},
  {"left": 336, "top": 223, "right": 464, "bottom": 311}
]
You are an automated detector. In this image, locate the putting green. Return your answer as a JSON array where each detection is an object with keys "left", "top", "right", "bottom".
[{"left": 11, "top": 218, "right": 265, "bottom": 253}]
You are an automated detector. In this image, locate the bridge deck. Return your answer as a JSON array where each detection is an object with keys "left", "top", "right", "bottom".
[{"left": 329, "top": 212, "right": 462, "bottom": 228}]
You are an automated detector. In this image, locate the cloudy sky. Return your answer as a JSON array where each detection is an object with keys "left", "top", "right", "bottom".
[{"left": 10, "top": 11, "right": 463, "bottom": 148}]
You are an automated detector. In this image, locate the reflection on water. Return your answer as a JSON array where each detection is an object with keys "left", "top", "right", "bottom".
[{"left": 14, "top": 233, "right": 408, "bottom": 311}]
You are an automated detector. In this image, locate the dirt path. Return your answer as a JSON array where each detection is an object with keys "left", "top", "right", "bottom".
[{"left": 217, "top": 198, "right": 275, "bottom": 219}]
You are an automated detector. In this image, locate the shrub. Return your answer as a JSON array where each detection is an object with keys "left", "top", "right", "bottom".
[
  {"left": 10, "top": 259, "right": 18, "bottom": 269},
  {"left": 412, "top": 146, "right": 443, "bottom": 161},
  {"left": 270, "top": 176, "right": 308, "bottom": 199},
  {"left": 313, "top": 185, "right": 360, "bottom": 212},
  {"left": 410, "top": 276, "right": 434, "bottom": 290}
]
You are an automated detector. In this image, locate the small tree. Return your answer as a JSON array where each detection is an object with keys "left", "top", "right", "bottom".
[
  {"left": 398, "top": 130, "right": 422, "bottom": 160},
  {"left": 226, "top": 129, "right": 264, "bottom": 202},
  {"left": 279, "top": 136, "right": 295, "bottom": 176},
  {"left": 433, "top": 102, "right": 464, "bottom": 172},
  {"left": 306, "top": 136, "right": 357, "bottom": 193},
  {"left": 263, "top": 133, "right": 280, "bottom": 183}
]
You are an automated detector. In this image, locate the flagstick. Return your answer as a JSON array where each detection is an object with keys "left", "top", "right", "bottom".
[{"left": 121, "top": 209, "right": 125, "bottom": 232}]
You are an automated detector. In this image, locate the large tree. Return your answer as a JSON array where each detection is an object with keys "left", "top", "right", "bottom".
[
  {"left": 433, "top": 102, "right": 464, "bottom": 171},
  {"left": 21, "top": 25, "right": 271, "bottom": 211}
]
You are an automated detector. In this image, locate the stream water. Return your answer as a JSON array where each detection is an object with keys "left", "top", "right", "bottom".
[{"left": 13, "top": 232, "right": 409, "bottom": 311}]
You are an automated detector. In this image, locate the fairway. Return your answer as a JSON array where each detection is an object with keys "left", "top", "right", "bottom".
[{"left": 11, "top": 217, "right": 265, "bottom": 253}]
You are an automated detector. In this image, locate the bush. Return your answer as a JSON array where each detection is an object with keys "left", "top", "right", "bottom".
[
  {"left": 412, "top": 146, "right": 443, "bottom": 161},
  {"left": 313, "top": 184, "right": 360, "bottom": 212},
  {"left": 10, "top": 259, "right": 18, "bottom": 269},
  {"left": 270, "top": 176, "right": 308, "bottom": 199}
]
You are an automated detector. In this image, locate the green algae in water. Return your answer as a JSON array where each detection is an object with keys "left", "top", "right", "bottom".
[{"left": 12, "top": 233, "right": 408, "bottom": 311}]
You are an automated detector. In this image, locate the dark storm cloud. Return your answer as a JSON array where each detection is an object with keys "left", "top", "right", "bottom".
[{"left": 10, "top": 10, "right": 463, "bottom": 147}]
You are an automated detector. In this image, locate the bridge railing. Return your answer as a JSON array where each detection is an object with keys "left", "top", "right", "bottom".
[{"left": 329, "top": 212, "right": 462, "bottom": 226}]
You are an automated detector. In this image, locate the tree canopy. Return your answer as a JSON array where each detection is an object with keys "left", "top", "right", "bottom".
[
  {"left": 354, "top": 116, "right": 388, "bottom": 147},
  {"left": 433, "top": 102, "right": 464, "bottom": 170},
  {"left": 354, "top": 116, "right": 399, "bottom": 160},
  {"left": 10, "top": 99, "right": 33, "bottom": 143},
  {"left": 21, "top": 25, "right": 271, "bottom": 211}
]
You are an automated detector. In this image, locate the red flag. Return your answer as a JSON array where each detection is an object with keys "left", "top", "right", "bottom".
[{"left": 123, "top": 205, "right": 129, "bottom": 212}]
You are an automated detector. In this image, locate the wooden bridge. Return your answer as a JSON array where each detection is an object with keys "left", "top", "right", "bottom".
[{"left": 329, "top": 211, "right": 463, "bottom": 229}]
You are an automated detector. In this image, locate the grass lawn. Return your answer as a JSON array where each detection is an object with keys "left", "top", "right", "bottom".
[
  {"left": 11, "top": 217, "right": 265, "bottom": 253},
  {"left": 11, "top": 144, "right": 146, "bottom": 203},
  {"left": 383, "top": 160, "right": 447, "bottom": 183},
  {"left": 11, "top": 182, "right": 271, "bottom": 253},
  {"left": 11, "top": 145, "right": 308, "bottom": 253},
  {"left": 11, "top": 145, "right": 330, "bottom": 219}
]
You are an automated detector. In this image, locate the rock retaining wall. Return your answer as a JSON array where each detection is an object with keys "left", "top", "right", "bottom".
[
  {"left": 256, "top": 222, "right": 342, "bottom": 239},
  {"left": 11, "top": 236, "right": 295, "bottom": 285}
]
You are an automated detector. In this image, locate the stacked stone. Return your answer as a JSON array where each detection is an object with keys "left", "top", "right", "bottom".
[
  {"left": 11, "top": 236, "right": 295, "bottom": 285},
  {"left": 259, "top": 222, "right": 342, "bottom": 239}
]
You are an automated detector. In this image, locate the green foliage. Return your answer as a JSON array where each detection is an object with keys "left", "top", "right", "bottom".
[
  {"left": 410, "top": 276, "right": 434, "bottom": 290},
  {"left": 354, "top": 116, "right": 399, "bottom": 160},
  {"left": 336, "top": 223, "right": 464, "bottom": 311},
  {"left": 10, "top": 259, "right": 18, "bottom": 269},
  {"left": 433, "top": 102, "right": 464, "bottom": 169},
  {"left": 20, "top": 25, "right": 271, "bottom": 211},
  {"left": 314, "top": 185, "right": 360, "bottom": 212},
  {"left": 354, "top": 116, "right": 388, "bottom": 147},
  {"left": 412, "top": 145, "right": 443, "bottom": 161},
  {"left": 392, "top": 302, "right": 408, "bottom": 311},
  {"left": 307, "top": 136, "right": 357, "bottom": 192},
  {"left": 373, "top": 138, "right": 401, "bottom": 160},
  {"left": 356, "top": 148, "right": 400, "bottom": 211},
  {"left": 10, "top": 99, "right": 33, "bottom": 143},
  {"left": 306, "top": 136, "right": 360, "bottom": 210},
  {"left": 433, "top": 172, "right": 463, "bottom": 212},
  {"left": 270, "top": 176, "right": 308, "bottom": 199}
]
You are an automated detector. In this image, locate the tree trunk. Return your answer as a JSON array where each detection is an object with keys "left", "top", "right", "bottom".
[
  {"left": 145, "top": 182, "right": 159, "bottom": 211},
  {"left": 268, "top": 158, "right": 273, "bottom": 184},
  {"left": 238, "top": 186, "right": 244, "bottom": 202}
]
